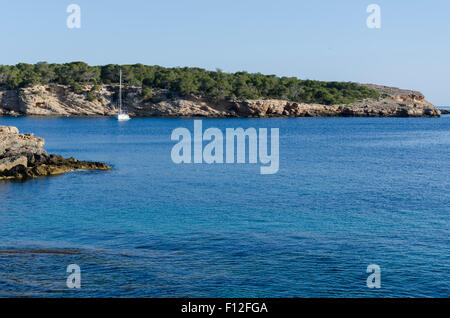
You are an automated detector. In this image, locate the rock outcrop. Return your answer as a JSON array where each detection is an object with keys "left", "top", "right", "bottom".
[
  {"left": 0, "top": 83, "right": 441, "bottom": 118},
  {"left": 0, "top": 125, "right": 111, "bottom": 180}
]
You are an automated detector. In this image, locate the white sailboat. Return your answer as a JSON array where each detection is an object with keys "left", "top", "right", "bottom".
[{"left": 117, "top": 69, "right": 130, "bottom": 121}]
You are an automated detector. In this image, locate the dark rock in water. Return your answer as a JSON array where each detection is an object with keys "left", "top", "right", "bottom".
[
  {"left": 439, "top": 109, "right": 450, "bottom": 115},
  {"left": 0, "top": 125, "right": 111, "bottom": 180}
]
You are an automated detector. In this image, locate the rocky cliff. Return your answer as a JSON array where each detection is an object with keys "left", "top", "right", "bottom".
[
  {"left": 0, "top": 125, "right": 111, "bottom": 180},
  {"left": 0, "top": 84, "right": 441, "bottom": 118}
]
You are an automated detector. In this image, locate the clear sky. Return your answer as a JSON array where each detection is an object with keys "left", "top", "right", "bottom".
[{"left": 1, "top": 0, "right": 449, "bottom": 105}]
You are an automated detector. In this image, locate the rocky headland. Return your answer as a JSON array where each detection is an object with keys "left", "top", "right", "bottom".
[
  {"left": 0, "top": 125, "right": 111, "bottom": 180},
  {"left": 0, "top": 83, "right": 441, "bottom": 118}
]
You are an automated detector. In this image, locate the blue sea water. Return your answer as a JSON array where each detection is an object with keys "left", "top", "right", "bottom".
[{"left": 0, "top": 115, "right": 449, "bottom": 298}]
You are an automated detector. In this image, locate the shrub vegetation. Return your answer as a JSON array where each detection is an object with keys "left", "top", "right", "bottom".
[{"left": 0, "top": 62, "right": 379, "bottom": 105}]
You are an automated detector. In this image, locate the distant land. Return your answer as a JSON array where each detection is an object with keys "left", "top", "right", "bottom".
[
  {"left": 439, "top": 107, "right": 450, "bottom": 114},
  {"left": 0, "top": 62, "right": 441, "bottom": 117}
]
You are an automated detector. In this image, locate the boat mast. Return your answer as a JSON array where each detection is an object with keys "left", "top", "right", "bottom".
[{"left": 119, "top": 69, "right": 122, "bottom": 113}]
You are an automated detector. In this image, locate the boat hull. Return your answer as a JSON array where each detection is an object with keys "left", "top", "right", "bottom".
[{"left": 117, "top": 113, "right": 130, "bottom": 121}]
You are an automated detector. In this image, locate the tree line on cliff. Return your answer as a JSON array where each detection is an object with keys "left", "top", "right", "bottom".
[{"left": 0, "top": 62, "right": 379, "bottom": 105}]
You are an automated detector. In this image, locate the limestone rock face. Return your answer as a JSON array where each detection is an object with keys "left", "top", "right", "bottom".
[
  {"left": 0, "top": 156, "right": 27, "bottom": 172},
  {"left": 0, "top": 83, "right": 441, "bottom": 118},
  {"left": 0, "top": 126, "right": 45, "bottom": 160},
  {"left": 0, "top": 125, "right": 111, "bottom": 180},
  {"left": 0, "top": 126, "right": 19, "bottom": 134}
]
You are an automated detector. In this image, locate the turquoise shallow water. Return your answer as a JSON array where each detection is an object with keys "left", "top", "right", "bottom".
[{"left": 0, "top": 116, "right": 449, "bottom": 297}]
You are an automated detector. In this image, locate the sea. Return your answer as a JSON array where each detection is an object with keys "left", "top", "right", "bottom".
[{"left": 0, "top": 110, "right": 449, "bottom": 297}]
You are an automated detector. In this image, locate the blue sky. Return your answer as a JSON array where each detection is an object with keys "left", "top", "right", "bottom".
[{"left": 1, "top": 0, "right": 449, "bottom": 104}]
